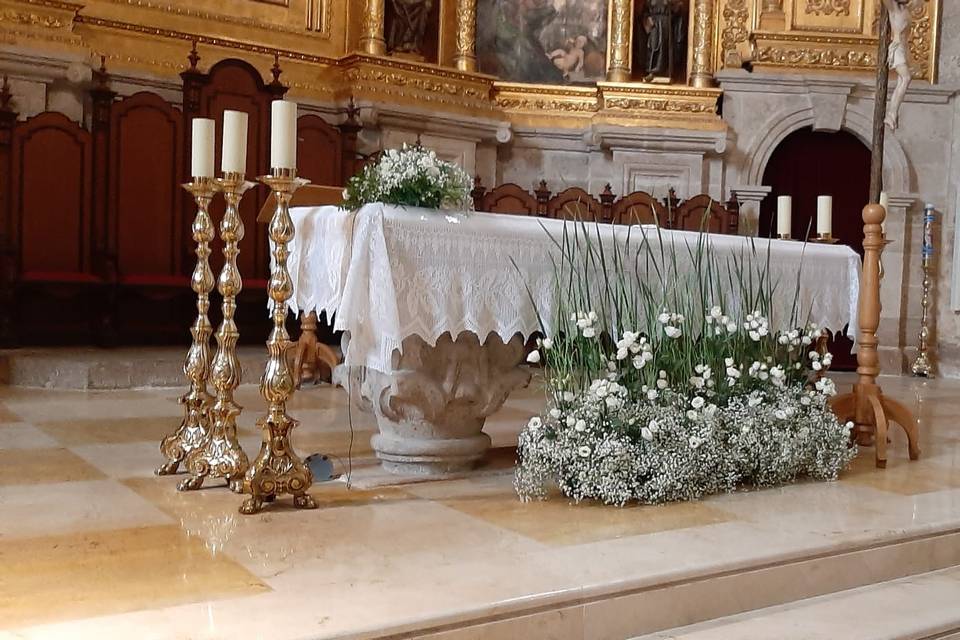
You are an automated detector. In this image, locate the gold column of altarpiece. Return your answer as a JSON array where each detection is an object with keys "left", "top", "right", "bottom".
[
  {"left": 360, "top": 0, "right": 387, "bottom": 56},
  {"left": 453, "top": 0, "right": 478, "bottom": 72}
]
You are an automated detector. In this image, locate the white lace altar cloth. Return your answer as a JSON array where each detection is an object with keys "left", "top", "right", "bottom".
[{"left": 287, "top": 203, "right": 861, "bottom": 372}]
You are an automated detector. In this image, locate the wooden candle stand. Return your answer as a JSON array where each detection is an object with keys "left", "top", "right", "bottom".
[{"left": 830, "top": 203, "right": 920, "bottom": 468}]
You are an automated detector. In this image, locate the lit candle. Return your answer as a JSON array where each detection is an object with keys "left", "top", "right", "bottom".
[
  {"left": 879, "top": 191, "right": 889, "bottom": 235},
  {"left": 777, "top": 196, "right": 792, "bottom": 237},
  {"left": 817, "top": 195, "right": 833, "bottom": 236},
  {"left": 191, "top": 118, "right": 215, "bottom": 179},
  {"left": 221, "top": 110, "right": 249, "bottom": 175},
  {"left": 270, "top": 100, "right": 298, "bottom": 170}
]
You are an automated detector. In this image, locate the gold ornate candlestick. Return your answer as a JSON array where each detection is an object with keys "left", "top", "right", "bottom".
[
  {"left": 180, "top": 172, "right": 252, "bottom": 492},
  {"left": 157, "top": 178, "right": 218, "bottom": 476},
  {"left": 812, "top": 233, "right": 838, "bottom": 244},
  {"left": 240, "top": 169, "right": 316, "bottom": 514},
  {"left": 912, "top": 204, "right": 936, "bottom": 377}
]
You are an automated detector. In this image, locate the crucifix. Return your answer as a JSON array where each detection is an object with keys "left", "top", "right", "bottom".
[{"left": 830, "top": 0, "right": 921, "bottom": 468}]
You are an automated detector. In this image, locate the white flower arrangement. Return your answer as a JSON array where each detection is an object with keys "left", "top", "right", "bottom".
[
  {"left": 516, "top": 223, "right": 857, "bottom": 506},
  {"left": 343, "top": 144, "right": 473, "bottom": 211}
]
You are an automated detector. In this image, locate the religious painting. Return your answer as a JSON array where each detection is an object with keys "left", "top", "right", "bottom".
[
  {"left": 632, "top": 0, "right": 689, "bottom": 83},
  {"left": 476, "top": 0, "right": 608, "bottom": 85},
  {"left": 385, "top": 0, "right": 441, "bottom": 63}
]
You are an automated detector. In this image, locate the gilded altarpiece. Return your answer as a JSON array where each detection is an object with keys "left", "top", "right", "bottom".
[
  {"left": 0, "top": 0, "right": 942, "bottom": 133},
  {"left": 716, "top": 0, "right": 940, "bottom": 81}
]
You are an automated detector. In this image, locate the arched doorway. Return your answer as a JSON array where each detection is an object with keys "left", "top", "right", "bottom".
[
  {"left": 758, "top": 127, "right": 871, "bottom": 370},
  {"left": 759, "top": 127, "right": 871, "bottom": 254}
]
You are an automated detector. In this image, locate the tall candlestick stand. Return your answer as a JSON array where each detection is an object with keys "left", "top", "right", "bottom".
[
  {"left": 240, "top": 169, "right": 317, "bottom": 514},
  {"left": 912, "top": 204, "right": 936, "bottom": 377},
  {"left": 180, "top": 172, "right": 252, "bottom": 491},
  {"left": 157, "top": 178, "right": 218, "bottom": 476},
  {"left": 830, "top": 204, "right": 920, "bottom": 468}
]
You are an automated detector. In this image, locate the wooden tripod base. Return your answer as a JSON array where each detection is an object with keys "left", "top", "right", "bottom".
[
  {"left": 293, "top": 311, "right": 340, "bottom": 388},
  {"left": 832, "top": 204, "right": 921, "bottom": 469},
  {"left": 831, "top": 383, "right": 920, "bottom": 468}
]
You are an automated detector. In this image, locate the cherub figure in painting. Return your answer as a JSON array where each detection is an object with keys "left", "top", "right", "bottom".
[{"left": 549, "top": 35, "right": 588, "bottom": 78}]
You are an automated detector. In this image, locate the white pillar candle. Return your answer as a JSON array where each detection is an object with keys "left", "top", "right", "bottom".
[
  {"left": 221, "top": 110, "right": 249, "bottom": 175},
  {"left": 270, "top": 100, "right": 298, "bottom": 170},
  {"left": 191, "top": 118, "right": 215, "bottom": 179},
  {"left": 879, "top": 191, "right": 889, "bottom": 234},
  {"left": 777, "top": 196, "right": 792, "bottom": 236},
  {"left": 816, "top": 195, "right": 833, "bottom": 236}
]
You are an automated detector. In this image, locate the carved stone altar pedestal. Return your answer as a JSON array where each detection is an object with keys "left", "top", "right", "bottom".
[{"left": 344, "top": 331, "right": 531, "bottom": 476}]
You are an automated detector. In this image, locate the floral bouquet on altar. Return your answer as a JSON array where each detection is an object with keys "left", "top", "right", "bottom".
[
  {"left": 342, "top": 144, "right": 473, "bottom": 211},
  {"left": 515, "top": 224, "right": 857, "bottom": 506}
]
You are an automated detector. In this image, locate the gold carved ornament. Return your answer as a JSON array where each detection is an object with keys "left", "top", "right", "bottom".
[
  {"left": 0, "top": 9, "right": 65, "bottom": 29},
  {"left": 805, "top": 0, "right": 851, "bottom": 16},
  {"left": 605, "top": 97, "right": 714, "bottom": 113},
  {"left": 719, "top": 0, "right": 750, "bottom": 67},
  {"left": 754, "top": 46, "right": 874, "bottom": 68},
  {"left": 908, "top": 1, "right": 932, "bottom": 80}
]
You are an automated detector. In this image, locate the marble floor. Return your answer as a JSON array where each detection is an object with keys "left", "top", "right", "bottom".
[{"left": 1, "top": 373, "right": 959, "bottom": 639}]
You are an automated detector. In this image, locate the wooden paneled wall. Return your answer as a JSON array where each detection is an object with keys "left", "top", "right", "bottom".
[{"left": 0, "top": 59, "right": 358, "bottom": 347}]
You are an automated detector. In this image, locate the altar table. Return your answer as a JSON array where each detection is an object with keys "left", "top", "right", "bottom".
[{"left": 287, "top": 203, "right": 861, "bottom": 475}]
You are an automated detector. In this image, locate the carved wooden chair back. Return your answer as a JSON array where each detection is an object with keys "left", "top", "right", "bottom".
[
  {"left": 609, "top": 191, "right": 668, "bottom": 227},
  {"left": 546, "top": 187, "right": 603, "bottom": 222},
  {"left": 672, "top": 195, "right": 737, "bottom": 234},
  {"left": 477, "top": 183, "right": 539, "bottom": 215}
]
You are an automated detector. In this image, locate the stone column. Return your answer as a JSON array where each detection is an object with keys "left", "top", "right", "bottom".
[
  {"left": 453, "top": 0, "right": 477, "bottom": 72},
  {"left": 606, "top": 0, "right": 633, "bottom": 82},
  {"left": 728, "top": 184, "right": 771, "bottom": 236},
  {"left": 360, "top": 0, "right": 387, "bottom": 56},
  {"left": 690, "top": 0, "right": 716, "bottom": 88},
  {"left": 759, "top": 0, "right": 786, "bottom": 31}
]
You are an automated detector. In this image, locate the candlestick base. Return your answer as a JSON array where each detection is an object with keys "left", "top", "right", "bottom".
[
  {"left": 776, "top": 233, "right": 791, "bottom": 240},
  {"left": 811, "top": 234, "right": 838, "bottom": 244},
  {"left": 911, "top": 352, "right": 934, "bottom": 378}
]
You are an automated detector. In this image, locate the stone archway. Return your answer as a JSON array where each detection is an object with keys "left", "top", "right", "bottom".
[{"left": 741, "top": 100, "right": 911, "bottom": 197}]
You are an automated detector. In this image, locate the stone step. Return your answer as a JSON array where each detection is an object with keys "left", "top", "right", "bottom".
[
  {"left": 407, "top": 523, "right": 960, "bottom": 640},
  {"left": 0, "top": 347, "right": 272, "bottom": 390},
  {"left": 632, "top": 565, "right": 960, "bottom": 640}
]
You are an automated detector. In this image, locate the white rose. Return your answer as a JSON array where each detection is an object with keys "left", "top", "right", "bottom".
[
  {"left": 578, "top": 445, "right": 591, "bottom": 457},
  {"left": 526, "top": 350, "right": 541, "bottom": 364},
  {"left": 582, "top": 327, "right": 596, "bottom": 339},
  {"left": 575, "top": 420, "right": 587, "bottom": 432},
  {"left": 664, "top": 326, "right": 682, "bottom": 339},
  {"left": 691, "top": 396, "right": 705, "bottom": 409},
  {"left": 641, "top": 427, "right": 654, "bottom": 442},
  {"left": 527, "top": 417, "right": 542, "bottom": 430},
  {"left": 541, "top": 337, "right": 553, "bottom": 350}
]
